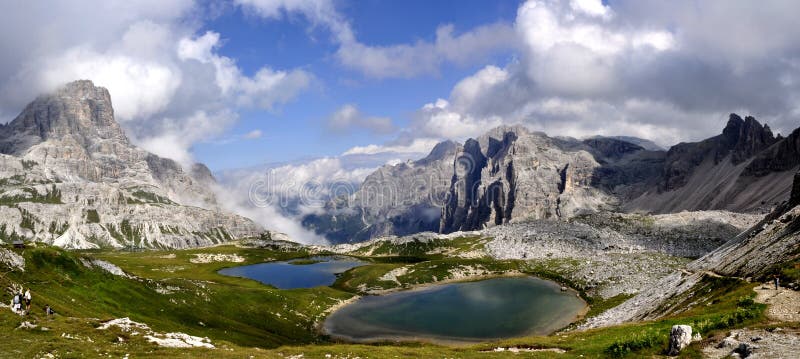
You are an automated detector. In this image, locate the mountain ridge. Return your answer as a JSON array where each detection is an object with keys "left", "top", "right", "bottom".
[{"left": 305, "top": 114, "right": 799, "bottom": 243}]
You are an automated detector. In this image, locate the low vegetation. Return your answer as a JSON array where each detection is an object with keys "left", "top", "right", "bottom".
[{"left": 0, "top": 239, "right": 772, "bottom": 358}]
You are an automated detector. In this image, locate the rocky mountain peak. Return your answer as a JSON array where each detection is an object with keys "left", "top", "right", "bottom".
[
  {"left": 0, "top": 80, "right": 126, "bottom": 155},
  {"left": 722, "top": 113, "right": 777, "bottom": 164}
]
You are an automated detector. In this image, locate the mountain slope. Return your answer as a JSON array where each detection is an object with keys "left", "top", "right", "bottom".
[
  {"left": 625, "top": 114, "right": 798, "bottom": 213},
  {"left": 584, "top": 169, "right": 800, "bottom": 328},
  {"left": 0, "top": 80, "right": 262, "bottom": 249}
]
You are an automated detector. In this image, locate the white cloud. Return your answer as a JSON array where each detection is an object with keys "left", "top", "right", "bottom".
[
  {"left": 342, "top": 138, "right": 441, "bottom": 156},
  {"left": 135, "top": 110, "right": 237, "bottom": 166},
  {"left": 569, "top": 0, "right": 611, "bottom": 19},
  {"left": 177, "top": 31, "right": 313, "bottom": 110},
  {"left": 0, "top": 6, "right": 314, "bottom": 168},
  {"left": 243, "top": 129, "right": 263, "bottom": 139},
  {"left": 327, "top": 104, "right": 394, "bottom": 134},
  {"left": 395, "top": 0, "right": 800, "bottom": 148},
  {"left": 37, "top": 46, "right": 181, "bottom": 121}
]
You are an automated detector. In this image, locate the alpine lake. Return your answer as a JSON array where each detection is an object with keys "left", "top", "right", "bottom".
[{"left": 219, "top": 256, "right": 587, "bottom": 343}]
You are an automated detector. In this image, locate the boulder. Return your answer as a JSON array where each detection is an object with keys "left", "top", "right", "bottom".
[
  {"left": 733, "top": 342, "right": 756, "bottom": 358},
  {"left": 668, "top": 325, "right": 693, "bottom": 355}
]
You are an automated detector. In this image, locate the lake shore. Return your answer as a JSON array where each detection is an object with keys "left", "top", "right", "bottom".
[{"left": 319, "top": 275, "right": 589, "bottom": 346}]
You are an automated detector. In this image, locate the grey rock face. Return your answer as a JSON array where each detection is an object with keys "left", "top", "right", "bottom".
[
  {"left": 584, "top": 173, "right": 800, "bottom": 329},
  {"left": 307, "top": 114, "right": 797, "bottom": 243},
  {"left": 626, "top": 114, "right": 797, "bottom": 214},
  {"left": 668, "top": 325, "right": 693, "bottom": 356},
  {"left": 0, "top": 80, "right": 263, "bottom": 249},
  {"left": 440, "top": 126, "right": 618, "bottom": 233}
]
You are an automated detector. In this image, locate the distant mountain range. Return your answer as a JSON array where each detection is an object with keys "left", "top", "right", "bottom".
[
  {"left": 0, "top": 80, "right": 262, "bottom": 249},
  {"left": 2, "top": 81, "right": 797, "bottom": 248},
  {"left": 305, "top": 115, "right": 799, "bottom": 244}
]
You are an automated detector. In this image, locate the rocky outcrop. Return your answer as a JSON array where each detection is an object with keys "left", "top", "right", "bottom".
[
  {"left": 626, "top": 114, "right": 796, "bottom": 214},
  {"left": 743, "top": 127, "right": 800, "bottom": 177},
  {"left": 0, "top": 80, "right": 263, "bottom": 249},
  {"left": 660, "top": 114, "right": 776, "bottom": 192},
  {"left": 792, "top": 171, "right": 800, "bottom": 207},
  {"left": 440, "top": 126, "right": 623, "bottom": 233}
]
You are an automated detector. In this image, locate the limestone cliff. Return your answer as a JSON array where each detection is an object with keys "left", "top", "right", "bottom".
[
  {"left": 439, "top": 126, "right": 618, "bottom": 233},
  {"left": 0, "top": 80, "right": 263, "bottom": 249}
]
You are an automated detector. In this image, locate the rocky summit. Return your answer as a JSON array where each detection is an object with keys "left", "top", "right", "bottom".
[
  {"left": 306, "top": 116, "right": 800, "bottom": 243},
  {"left": 0, "top": 80, "right": 262, "bottom": 249}
]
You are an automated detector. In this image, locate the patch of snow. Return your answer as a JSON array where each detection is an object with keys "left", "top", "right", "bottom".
[{"left": 16, "top": 321, "right": 37, "bottom": 330}]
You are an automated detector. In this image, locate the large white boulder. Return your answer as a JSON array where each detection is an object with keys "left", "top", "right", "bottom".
[{"left": 668, "top": 325, "right": 693, "bottom": 356}]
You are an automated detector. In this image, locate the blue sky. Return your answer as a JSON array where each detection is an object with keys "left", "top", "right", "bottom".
[
  {"left": 193, "top": 0, "right": 522, "bottom": 170},
  {"left": 2, "top": 0, "right": 800, "bottom": 175},
  {"left": 3, "top": 0, "right": 800, "bottom": 243}
]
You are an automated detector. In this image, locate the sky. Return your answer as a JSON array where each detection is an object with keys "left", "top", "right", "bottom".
[{"left": 2, "top": 0, "right": 800, "bottom": 242}]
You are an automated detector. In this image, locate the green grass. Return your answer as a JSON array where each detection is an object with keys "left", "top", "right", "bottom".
[{"left": 0, "top": 242, "right": 772, "bottom": 358}]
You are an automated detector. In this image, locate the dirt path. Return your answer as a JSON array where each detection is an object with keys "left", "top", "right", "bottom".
[
  {"left": 702, "top": 284, "right": 800, "bottom": 358},
  {"left": 753, "top": 284, "right": 800, "bottom": 323}
]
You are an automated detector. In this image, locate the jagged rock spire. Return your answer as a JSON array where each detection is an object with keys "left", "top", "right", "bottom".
[{"left": 721, "top": 113, "right": 777, "bottom": 164}]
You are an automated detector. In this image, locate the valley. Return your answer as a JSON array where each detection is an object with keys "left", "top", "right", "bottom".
[{"left": 0, "top": 81, "right": 798, "bottom": 358}]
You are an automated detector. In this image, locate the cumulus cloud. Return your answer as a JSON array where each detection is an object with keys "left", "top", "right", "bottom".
[
  {"left": 394, "top": 0, "right": 800, "bottom": 146},
  {"left": 327, "top": 104, "right": 394, "bottom": 134},
  {"left": 0, "top": 2, "right": 312, "bottom": 168}
]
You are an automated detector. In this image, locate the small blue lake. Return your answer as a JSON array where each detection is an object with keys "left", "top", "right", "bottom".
[{"left": 218, "top": 256, "right": 365, "bottom": 289}]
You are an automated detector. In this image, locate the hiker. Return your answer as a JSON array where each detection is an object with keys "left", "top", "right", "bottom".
[
  {"left": 774, "top": 274, "right": 780, "bottom": 290},
  {"left": 44, "top": 304, "right": 54, "bottom": 316},
  {"left": 24, "top": 288, "right": 31, "bottom": 313}
]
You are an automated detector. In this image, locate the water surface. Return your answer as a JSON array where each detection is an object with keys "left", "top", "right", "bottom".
[
  {"left": 323, "top": 276, "right": 586, "bottom": 343},
  {"left": 218, "top": 256, "right": 364, "bottom": 289}
]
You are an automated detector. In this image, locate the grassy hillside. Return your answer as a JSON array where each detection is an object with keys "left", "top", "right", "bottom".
[{"left": 0, "top": 242, "right": 772, "bottom": 358}]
